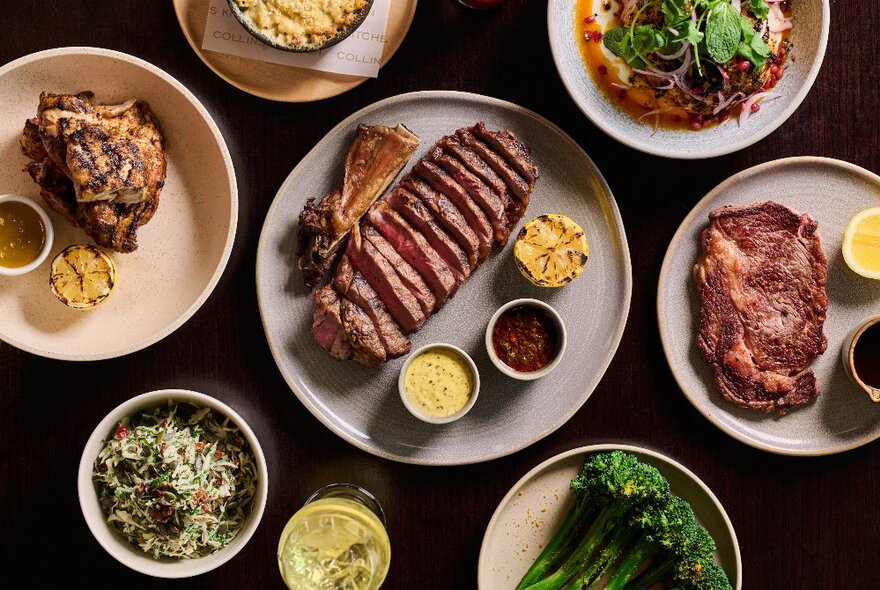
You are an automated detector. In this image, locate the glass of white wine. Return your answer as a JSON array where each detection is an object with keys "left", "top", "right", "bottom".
[{"left": 278, "top": 483, "right": 391, "bottom": 590}]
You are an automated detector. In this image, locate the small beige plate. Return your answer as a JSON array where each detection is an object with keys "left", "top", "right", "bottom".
[
  {"left": 173, "top": 0, "right": 417, "bottom": 103},
  {"left": 658, "top": 157, "right": 880, "bottom": 455},
  {"left": 0, "top": 47, "right": 237, "bottom": 361},
  {"left": 478, "top": 444, "right": 741, "bottom": 590}
]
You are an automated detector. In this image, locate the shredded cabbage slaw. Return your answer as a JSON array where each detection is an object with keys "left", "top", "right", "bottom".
[{"left": 93, "top": 401, "right": 258, "bottom": 559}]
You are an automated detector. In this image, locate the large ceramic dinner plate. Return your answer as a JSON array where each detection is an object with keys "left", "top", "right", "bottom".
[
  {"left": 256, "top": 91, "right": 631, "bottom": 465},
  {"left": 548, "top": 0, "right": 829, "bottom": 158},
  {"left": 659, "top": 157, "right": 880, "bottom": 455},
  {"left": 478, "top": 444, "right": 742, "bottom": 589},
  {"left": 0, "top": 48, "right": 237, "bottom": 361}
]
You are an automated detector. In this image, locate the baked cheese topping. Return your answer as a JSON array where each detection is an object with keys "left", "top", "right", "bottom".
[{"left": 235, "top": 0, "right": 369, "bottom": 49}]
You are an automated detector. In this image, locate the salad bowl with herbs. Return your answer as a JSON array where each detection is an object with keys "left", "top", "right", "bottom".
[
  {"left": 78, "top": 389, "right": 268, "bottom": 578},
  {"left": 548, "top": 0, "right": 829, "bottom": 158}
]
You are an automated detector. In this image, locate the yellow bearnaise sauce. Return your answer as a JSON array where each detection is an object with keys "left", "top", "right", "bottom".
[
  {"left": 404, "top": 349, "right": 474, "bottom": 418},
  {"left": 0, "top": 201, "right": 45, "bottom": 269}
]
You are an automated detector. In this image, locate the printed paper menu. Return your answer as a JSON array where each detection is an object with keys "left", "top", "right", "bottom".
[{"left": 202, "top": 0, "right": 392, "bottom": 78}]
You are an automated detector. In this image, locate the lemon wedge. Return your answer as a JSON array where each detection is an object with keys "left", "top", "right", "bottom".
[
  {"left": 514, "top": 214, "right": 589, "bottom": 288},
  {"left": 843, "top": 207, "right": 880, "bottom": 280},
  {"left": 50, "top": 245, "right": 117, "bottom": 309}
]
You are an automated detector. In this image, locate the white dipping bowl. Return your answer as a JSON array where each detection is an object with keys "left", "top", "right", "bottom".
[
  {"left": 398, "top": 343, "right": 480, "bottom": 424},
  {"left": 0, "top": 194, "right": 54, "bottom": 276},
  {"left": 78, "top": 389, "right": 268, "bottom": 578},
  {"left": 485, "top": 298, "right": 567, "bottom": 381}
]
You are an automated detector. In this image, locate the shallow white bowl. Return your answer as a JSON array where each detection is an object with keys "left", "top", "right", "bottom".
[
  {"left": 548, "top": 0, "right": 830, "bottom": 158},
  {"left": 78, "top": 389, "right": 268, "bottom": 578},
  {"left": 485, "top": 298, "right": 567, "bottom": 380},
  {"left": 398, "top": 342, "right": 481, "bottom": 424},
  {"left": 0, "top": 194, "right": 54, "bottom": 276}
]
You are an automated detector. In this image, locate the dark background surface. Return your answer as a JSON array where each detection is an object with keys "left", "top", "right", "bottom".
[{"left": 2, "top": 0, "right": 878, "bottom": 588}]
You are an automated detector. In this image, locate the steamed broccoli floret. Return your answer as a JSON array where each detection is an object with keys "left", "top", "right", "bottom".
[{"left": 515, "top": 451, "right": 732, "bottom": 590}]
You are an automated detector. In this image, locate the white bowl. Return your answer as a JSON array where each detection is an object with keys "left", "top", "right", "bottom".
[
  {"left": 0, "top": 194, "right": 54, "bottom": 276},
  {"left": 547, "top": 0, "right": 830, "bottom": 158},
  {"left": 78, "top": 389, "right": 268, "bottom": 578},
  {"left": 485, "top": 298, "right": 567, "bottom": 381},
  {"left": 398, "top": 343, "right": 480, "bottom": 424}
]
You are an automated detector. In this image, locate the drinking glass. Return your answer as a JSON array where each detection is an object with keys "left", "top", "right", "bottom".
[{"left": 278, "top": 483, "right": 391, "bottom": 590}]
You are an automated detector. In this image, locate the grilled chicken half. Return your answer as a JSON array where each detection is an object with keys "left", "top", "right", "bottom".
[{"left": 20, "top": 91, "right": 167, "bottom": 253}]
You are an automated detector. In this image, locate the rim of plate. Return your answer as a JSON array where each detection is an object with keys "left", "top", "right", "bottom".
[
  {"left": 0, "top": 46, "right": 238, "bottom": 361},
  {"left": 547, "top": 0, "right": 831, "bottom": 159},
  {"left": 657, "top": 156, "right": 880, "bottom": 456},
  {"left": 172, "top": 0, "right": 419, "bottom": 103},
  {"left": 477, "top": 443, "right": 742, "bottom": 589},
  {"left": 255, "top": 90, "right": 632, "bottom": 465}
]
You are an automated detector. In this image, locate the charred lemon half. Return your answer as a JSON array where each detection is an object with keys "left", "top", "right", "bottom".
[
  {"left": 514, "top": 214, "right": 589, "bottom": 288},
  {"left": 50, "top": 245, "right": 116, "bottom": 309}
]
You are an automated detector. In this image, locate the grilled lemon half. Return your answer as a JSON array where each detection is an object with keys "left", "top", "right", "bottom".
[
  {"left": 843, "top": 207, "right": 880, "bottom": 280},
  {"left": 514, "top": 214, "right": 589, "bottom": 288},
  {"left": 50, "top": 245, "right": 117, "bottom": 309}
]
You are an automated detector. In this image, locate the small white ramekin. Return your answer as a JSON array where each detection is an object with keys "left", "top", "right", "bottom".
[
  {"left": 485, "top": 298, "right": 567, "bottom": 381},
  {"left": 398, "top": 342, "right": 480, "bottom": 424},
  {"left": 0, "top": 194, "right": 54, "bottom": 276}
]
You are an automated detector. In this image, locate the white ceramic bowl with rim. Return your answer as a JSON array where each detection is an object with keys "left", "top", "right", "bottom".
[
  {"left": 485, "top": 298, "right": 567, "bottom": 381},
  {"left": 0, "top": 194, "right": 54, "bottom": 277},
  {"left": 78, "top": 389, "right": 268, "bottom": 578},
  {"left": 547, "top": 0, "right": 830, "bottom": 158},
  {"left": 398, "top": 342, "right": 481, "bottom": 424}
]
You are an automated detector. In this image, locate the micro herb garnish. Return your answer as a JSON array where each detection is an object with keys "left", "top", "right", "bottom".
[{"left": 602, "top": 0, "right": 776, "bottom": 79}]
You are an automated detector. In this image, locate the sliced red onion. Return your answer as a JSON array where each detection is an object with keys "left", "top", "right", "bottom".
[
  {"left": 738, "top": 91, "right": 782, "bottom": 126},
  {"left": 713, "top": 91, "right": 746, "bottom": 115},
  {"left": 667, "top": 27, "right": 679, "bottom": 36},
  {"left": 610, "top": 82, "right": 631, "bottom": 89},
  {"left": 769, "top": 4, "right": 793, "bottom": 33},
  {"left": 638, "top": 108, "right": 674, "bottom": 136},
  {"left": 657, "top": 40, "right": 691, "bottom": 61}
]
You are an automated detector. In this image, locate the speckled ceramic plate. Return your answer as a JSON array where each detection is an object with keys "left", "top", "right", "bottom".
[
  {"left": 0, "top": 48, "right": 237, "bottom": 361},
  {"left": 659, "top": 157, "right": 880, "bottom": 455},
  {"left": 478, "top": 444, "right": 742, "bottom": 589},
  {"left": 548, "top": 0, "right": 829, "bottom": 158},
  {"left": 256, "top": 91, "right": 631, "bottom": 465}
]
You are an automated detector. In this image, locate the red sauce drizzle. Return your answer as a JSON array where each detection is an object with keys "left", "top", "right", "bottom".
[{"left": 492, "top": 305, "right": 560, "bottom": 372}]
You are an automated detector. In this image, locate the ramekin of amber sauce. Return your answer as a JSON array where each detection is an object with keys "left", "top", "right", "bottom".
[
  {"left": 485, "top": 298, "right": 567, "bottom": 381},
  {"left": 0, "top": 194, "right": 53, "bottom": 277}
]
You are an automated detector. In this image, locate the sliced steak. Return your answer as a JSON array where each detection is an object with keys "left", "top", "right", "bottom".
[
  {"left": 335, "top": 255, "right": 411, "bottom": 359},
  {"left": 311, "top": 286, "right": 352, "bottom": 361},
  {"left": 433, "top": 151, "right": 511, "bottom": 244},
  {"left": 456, "top": 128, "right": 531, "bottom": 207},
  {"left": 362, "top": 224, "right": 436, "bottom": 315},
  {"left": 368, "top": 202, "right": 458, "bottom": 305},
  {"left": 339, "top": 297, "right": 386, "bottom": 367},
  {"left": 346, "top": 225, "right": 426, "bottom": 334},
  {"left": 470, "top": 122, "right": 539, "bottom": 187},
  {"left": 413, "top": 159, "right": 493, "bottom": 259},
  {"left": 401, "top": 176, "right": 481, "bottom": 266},
  {"left": 694, "top": 201, "right": 828, "bottom": 413},
  {"left": 385, "top": 187, "right": 471, "bottom": 281},
  {"left": 439, "top": 135, "right": 510, "bottom": 202}
]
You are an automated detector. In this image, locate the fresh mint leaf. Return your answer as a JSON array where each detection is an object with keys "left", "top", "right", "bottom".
[
  {"left": 662, "top": 0, "right": 690, "bottom": 26},
  {"left": 677, "top": 19, "right": 705, "bottom": 46},
  {"left": 602, "top": 27, "right": 628, "bottom": 58},
  {"left": 632, "top": 25, "right": 667, "bottom": 54},
  {"left": 750, "top": 32, "right": 770, "bottom": 57},
  {"left": 705, "top": 3, "right": 741, "bottom": 63},
  {"left": 748, "top": 0, "right": 770, "bottom": 20},
  {"left": 736, "top": 42, "right": 767, "bottom": 69}
]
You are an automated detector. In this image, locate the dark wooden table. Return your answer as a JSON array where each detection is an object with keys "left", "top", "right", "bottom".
[{"left": 3, "top": 1, "right": 878, "bottom": 588}]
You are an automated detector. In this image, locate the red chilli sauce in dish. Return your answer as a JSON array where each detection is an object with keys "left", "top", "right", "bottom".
[{"left": 491, "top": 305, "right": 561, "bottom": 372}]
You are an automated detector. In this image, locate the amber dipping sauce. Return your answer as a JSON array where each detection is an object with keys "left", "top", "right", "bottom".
[
  {"left": 0, "top": 200, "right": 45, "bottom": 268},
  {"left": 491, "top": 305, "right": 561, "bottom": 372},
  {"left": 854, "top": 322, "right": 880, "bottom": 389}
]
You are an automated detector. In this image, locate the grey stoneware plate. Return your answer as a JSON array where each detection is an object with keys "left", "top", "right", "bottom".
[
  {"left": 658, "top": 157, "right": 880, "bottom": 456},
  {"left": 478, "top": 444, "right": 741, "bottom": 589},
  {"left": 256, "top": 91, "right": 632, "bottom": 465},
  {"left": 0, "top": 48, "right": 237, "bottom": 361},
  {"left": 548, "top": 0, "right": 829, "bottom": 159}
]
